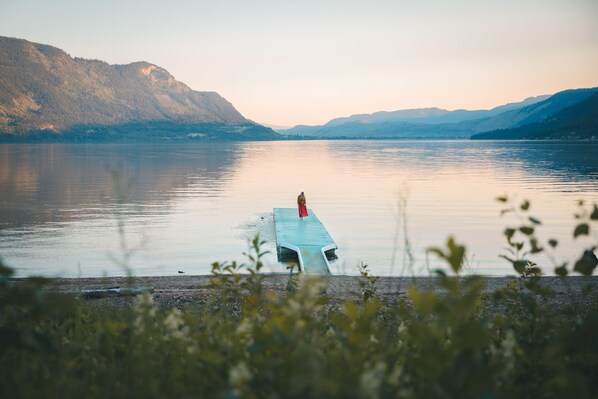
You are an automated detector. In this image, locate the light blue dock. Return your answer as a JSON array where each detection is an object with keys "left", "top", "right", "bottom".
[{"left": 273, "top": 208, "right": 337, "bottom": 275}]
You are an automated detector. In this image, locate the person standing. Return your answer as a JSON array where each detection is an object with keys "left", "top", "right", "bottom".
[{"left": 297, "top": 191, "right": 308, "bottom": 220}]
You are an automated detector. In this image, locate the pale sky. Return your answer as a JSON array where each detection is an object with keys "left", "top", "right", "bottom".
[{"left": 1, "top": 0, "right": 597, "bottom": 127}]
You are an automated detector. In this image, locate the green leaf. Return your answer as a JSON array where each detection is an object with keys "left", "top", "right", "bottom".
[
  {"left": 434, "top": 269, "right": 447, "bottom": 278},
  {"left": 427, "top": 236, "right": 466, "bottom": 274},
  {"left": 530, "top": 239, "right": 543, "bottom": 254},
  {"left": 573, "top": 223, "right": 590, "bottom": 238},
  {"left": 0, "top": 262, "right": 14, "bottom": 278},
  {"left": 528, "top": 216, "right": 542, "bottom": 225},
  {"left": 496, "top": 196, "right": 508, "bottom": 203},
  {"left": 573, "top": 250, "right": 598, "bottom": 276},
  {"left": 527, "top": 266, "right": 542, "bottom": 276},
  {"left": 555, "top": 265, "right": 568, "bottom": 276},
  {"left": 548, "top": 239, "right": 558, "bottom": 248},
  {"left": 519, "top": 226, "right": 534, "bottom": 236},
  {"left": 520, "top": 200, "right": 530, "bottom": 211},
  {"left": 446, "top": 237, "right": 466, "bottom": 274},
  {"left": 499, "top": 254, "right": 514, "bottom": 264},
  {"left": 591, "top": 205, "right": 598, "bottom": 220},
  {"left": 504, "top": 228, "right": 516, "bottom": 240},
  {"left": 427, "top": 248, "right": 444, "bottom": 259},
  {"left": 513, "top": 260, "right": 528, "bottom": 275}
]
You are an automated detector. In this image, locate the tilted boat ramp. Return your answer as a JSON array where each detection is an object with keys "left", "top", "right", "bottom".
[{"left": 273, "top": 208, "right": 337, "bottom": 275}]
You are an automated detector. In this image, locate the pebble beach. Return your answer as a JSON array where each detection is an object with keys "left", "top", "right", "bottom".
[{"left": 30, "top": 274, "right": 598, "bottom": 311}]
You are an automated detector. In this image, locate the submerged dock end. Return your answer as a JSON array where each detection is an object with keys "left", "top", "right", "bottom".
[{"left": 273, "top": 208, "right": 338, "bottom": 275}]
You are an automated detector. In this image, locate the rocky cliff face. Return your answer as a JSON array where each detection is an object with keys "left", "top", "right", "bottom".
[{"left": 0, "top": 36, "right": 248, "bottom": 134}]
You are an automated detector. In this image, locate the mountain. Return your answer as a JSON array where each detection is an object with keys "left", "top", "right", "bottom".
[
  {"left": 279, "top": 89, "right": 597, "bottom": 139},
  {"left": 471, "top": 91, "right": 598, "bottom": 140},
  {"left": 279, "top": 96, "right": 550, "bottom": 138},
  {"left": 461, "top": 87, "right": 598, "bottom": 134},
  {"left": 0, "top": 36, "right": 280, "bottom": 141},
  {"left": 325, "top": 108, "right": 449, "bottom": 127},
  {"left": 325, "top": 95, "right": 551, "bottom": 127}
]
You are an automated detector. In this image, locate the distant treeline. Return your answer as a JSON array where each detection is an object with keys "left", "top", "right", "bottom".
[{"left": 0, "top": 122, "right": 282, "bottom": 143}]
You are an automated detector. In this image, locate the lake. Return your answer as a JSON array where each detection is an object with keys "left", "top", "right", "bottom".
[{"left": 1, "top": 140, "right": 597, "bottom": 278}]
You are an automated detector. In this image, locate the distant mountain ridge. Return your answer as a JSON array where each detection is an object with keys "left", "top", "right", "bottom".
[
  {"left": 472, "top": 91, "right": 598, "bottom": 140},
  {"left": 2, "top": 36, "right": 594, "bottom": 142},
  {"left": 0, "top": 36, "right": 279, "bottom": 141},
  {"left": 280, "top": 88, "right": 597, "bottom": 139},
  {"left": 324, "top": 95, "right": 550, "bottom": 127}
]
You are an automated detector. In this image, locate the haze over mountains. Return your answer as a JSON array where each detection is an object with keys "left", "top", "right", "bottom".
[
  {"left": 279, "top": 88, "right": 598, "bottom": 140},
  {"left": 0, "top": 36, "right": 279, "bottom": 141}
]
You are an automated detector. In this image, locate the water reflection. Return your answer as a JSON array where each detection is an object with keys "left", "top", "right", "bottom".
[
  {"left": 327, "top": 141, "right": 598, "bottom": 191},
  {"left": 0, "top": 143, "right": 242, "bottom": 229},
  {"left": 0, "top": 141, "right": 597, "bottom": 277},
  {"left": 226, "top": 141, "right": 598, "bottom": 278}
]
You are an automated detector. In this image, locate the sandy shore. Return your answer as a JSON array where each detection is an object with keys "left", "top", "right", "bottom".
[{"left": 24, "top": 274, "right": 598, "bottom": 310}]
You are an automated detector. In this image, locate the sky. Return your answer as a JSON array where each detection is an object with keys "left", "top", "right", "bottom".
[{"left": 1, "top": 0, "right": 597, "bottom": 127}]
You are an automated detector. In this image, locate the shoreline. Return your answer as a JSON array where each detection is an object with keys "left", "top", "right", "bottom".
[{"left": 15, "top": 274, "right": 598, "bottom": 309}]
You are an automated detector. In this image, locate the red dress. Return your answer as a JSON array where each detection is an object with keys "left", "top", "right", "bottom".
[
  {"left": 297, "top": 194, "right": 309, "bottom": 218},
  {"left": 298, "top": 204, "right": 308, "bottom": 218}
]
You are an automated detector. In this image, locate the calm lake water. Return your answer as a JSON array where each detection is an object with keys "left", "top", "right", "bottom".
[{"left": 1, "top": 140, "right": 597, "bottom": 278}]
